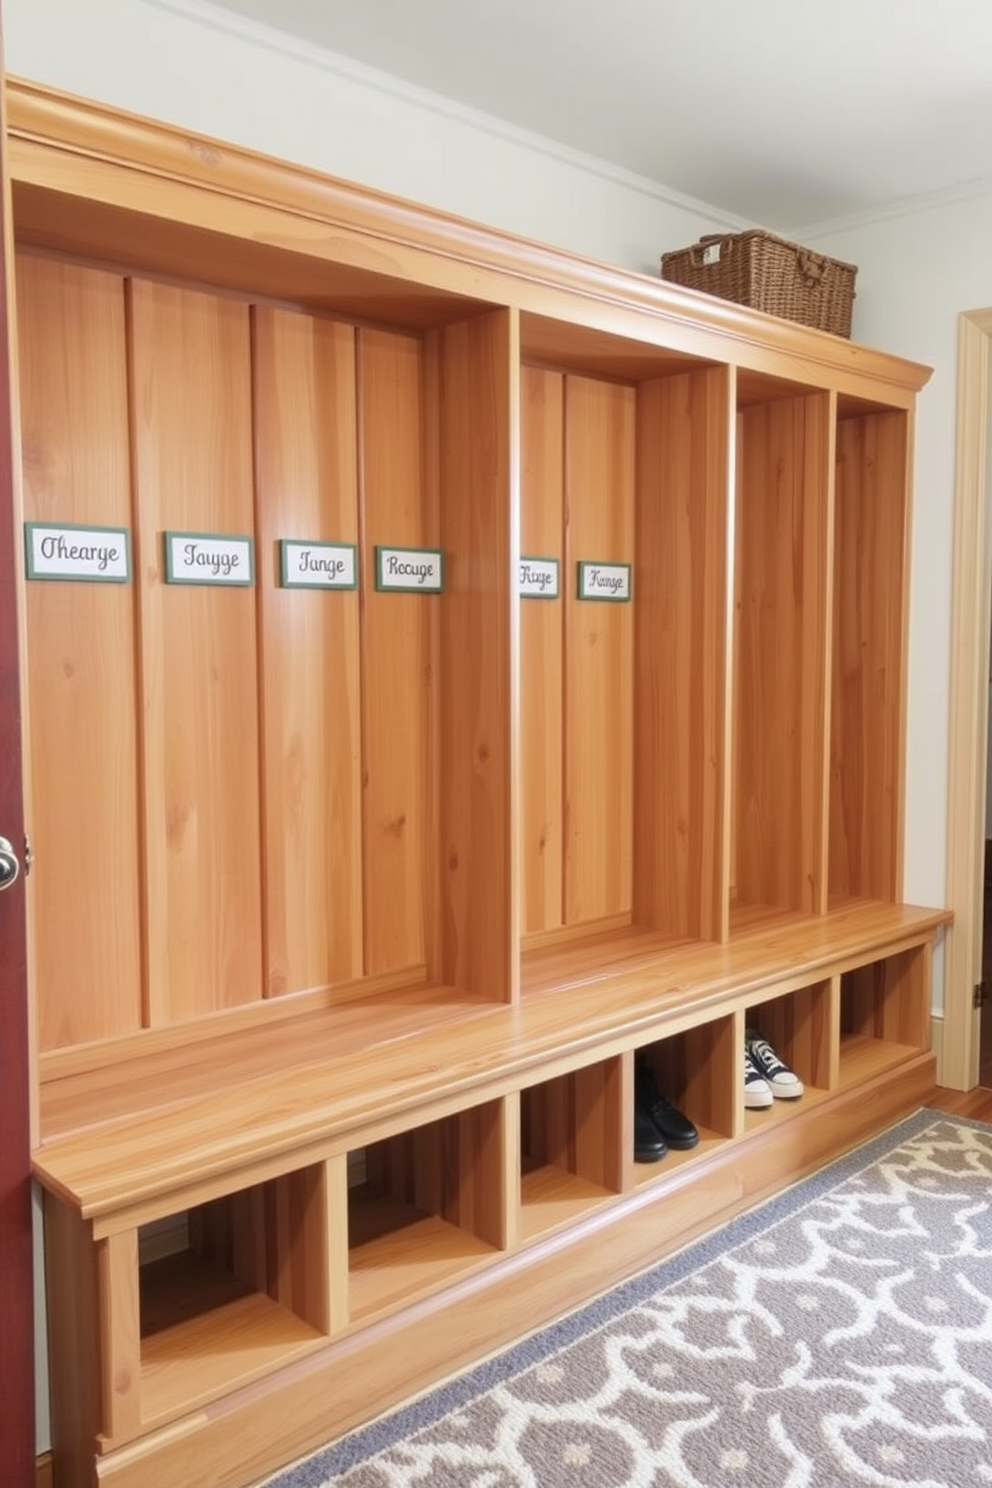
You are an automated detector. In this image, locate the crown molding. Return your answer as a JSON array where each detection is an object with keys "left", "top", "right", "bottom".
[
  {"left": 788, "top": 173, "right": 992, "bottom": 242},
  {"left": 146, "top": 0, "right": 749, "bottom": 233}
]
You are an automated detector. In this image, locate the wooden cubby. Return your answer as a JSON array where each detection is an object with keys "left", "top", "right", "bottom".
[{"left": 9, "top": 81, "right": 950, "bottom": 1488}]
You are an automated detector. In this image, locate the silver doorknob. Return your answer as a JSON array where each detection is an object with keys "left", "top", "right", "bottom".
[{"left": 0, "top": 835, "right": 20, "bottom": 891}]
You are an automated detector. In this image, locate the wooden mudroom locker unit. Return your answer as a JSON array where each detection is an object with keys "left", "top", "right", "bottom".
[{"left": 7, "top": 79, "right": 950, "bottom": 1488}]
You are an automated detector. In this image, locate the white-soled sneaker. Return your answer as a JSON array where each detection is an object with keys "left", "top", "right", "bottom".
[
  {"left": 746, "top": 1031, "right": 804, "bottom": 1099},
  {"left": 744, "top": 1050, "right": 773, "bottom": 1109}
]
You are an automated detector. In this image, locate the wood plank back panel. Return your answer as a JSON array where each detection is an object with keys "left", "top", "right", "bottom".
[
  {"left": 129, "top": 281, "right": 263, "bottom": 1022},
  {"left": 520, "top": 365, "right": 564, "bottom": 935},
  {"left": 16, "top": 255, "right": 143, "bottom": 1048},
  {"left": 634, "top": 366, "right": 730, "bottom": 942},
  {"left": 831, "top": 411, "right": 909, "bottom": 901},
  {"left": 563, "top": 375, "right": 635, "bottom": 925},
  {"left": 252, "top": 307, "right": 363, "bottom": 996},
  {"left": 434, "top": 312, "right": 516, "bottom": 1000},
  {"left": 357, "top": 328, "right": 432, "bottom": 978},
  {"left": 734, "top": 394, "right": 830, "bottom": 916}
]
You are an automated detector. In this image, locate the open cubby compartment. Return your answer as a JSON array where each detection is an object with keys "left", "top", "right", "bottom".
[
  {"left": 41, "top": 1164, "right": 337, "bottom": 1453},
  {"left": 742, "top": 981, "right": 836, "bottom": 1131},
  {"left": 519, "top": 1055, "right": 625, "bottom": 1239},
  {"left": 347, "top": 1096, "right": 511, "bottom": 1321},
  {"left": 829, "top": 397, "right": 912, "bottom": 906},
  {"left": 517, "top": 313, "right": 733, "bottom": 993},
  {"left": 634, "top": 1016, "right": 737, "bottom": 1181},
  {"left": 839, "top": 942, "right": 932, "bottom": 1087},
  {"left": 730, "top": 371, "right": 832, "bottom": 934},
  {"left": 16, "top": 251, "right": 518, "bottom": 1064}
]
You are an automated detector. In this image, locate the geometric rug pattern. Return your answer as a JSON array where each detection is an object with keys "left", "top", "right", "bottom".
[{"left": 262, "top": 1110, "right": 992, "bottom": 1487}]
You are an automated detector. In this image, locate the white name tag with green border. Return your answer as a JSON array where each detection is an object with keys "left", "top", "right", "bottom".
[
  {"left": 280, "top": 540, "right": 357, "bottom": 589},
  {"left": 164, "top": 532, "right": 254, "bottom": 586},
  {"left": 375, "top": 546, "right": 444, "bottom": 592},
  {"left": 25, "top": 522, "right": 131, "bottom": 582},
  {"left": 519, "top": 556, "right": 559, "bottom": 599},
  {"left": 577, "top": 561, "right": 632, "bottom": 602}
]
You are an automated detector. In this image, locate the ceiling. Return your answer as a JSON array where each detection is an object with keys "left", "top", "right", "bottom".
[{"left": 208, "top": 0, "right": 992, "bottom": 231}]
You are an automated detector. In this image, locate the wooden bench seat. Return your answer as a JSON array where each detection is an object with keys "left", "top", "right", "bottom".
[{"left": 33, "top": 898, "right": 950, "bottom": 1233}]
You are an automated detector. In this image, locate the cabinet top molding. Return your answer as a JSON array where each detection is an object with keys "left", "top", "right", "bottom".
[{"left": 5, "top": 77, "right": 930, "bottom": 402}]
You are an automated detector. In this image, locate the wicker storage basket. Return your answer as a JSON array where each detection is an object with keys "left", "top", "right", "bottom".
[{"left": 660, "top": 229, "right": 857, "bottom": 338}]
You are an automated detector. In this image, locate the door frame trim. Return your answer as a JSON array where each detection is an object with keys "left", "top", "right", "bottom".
[{"left": 943, "top": 308, "right": 992, "bottom": 1089}]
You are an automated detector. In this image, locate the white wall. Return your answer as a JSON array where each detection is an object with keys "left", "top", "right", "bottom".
[
  {"left": 3, "top": 0, "right": 743, "bottom": 272},
  {"left": 7, "top": 0, "right": 990, "bottom": 1455}
]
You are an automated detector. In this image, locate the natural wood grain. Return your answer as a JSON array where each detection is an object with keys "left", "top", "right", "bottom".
[
  {"left": 7, "top": 78, "right": 947, "bottom": 1488},
  {"left": 252, "top": 306, "right": 363, "bottom": 996},
  {"left": 520, "top": 364, "right": 564, "bottom": 934},
  {"left": 634, "top": 366, "right": 731, "bottom": 941},
  {"left": 6, "top": 85, "right": 932, "bottom": 404},
  {"left": 16, "top": 253, "right": 142, "bottom": 1049},
  {"left": 98, "top": 1229, "right": 141, "bottom": 1444},
  {"left": 831, "top": 410, "right": 909, "bottom": 901},
  {"left": 433, "top": 311, "right": 517, "bottom": 999},
  {"left": 563, "top": 375, "right": 635, "bottom": 925},
  {"left": 128, "top": 278, "right": 263, "bottom": 1022},
  {"left": 74, "top": 1050, "right": 937, "bottom": 1488},
  {"left": 141, "top": 1287, "right": 323, "bottom": 1427},
  {"left": 734, "top": 392, "right": 830, "bottom": 915},
  {"left": 357, "top": 327, "right": 432, "bottom": 978}
]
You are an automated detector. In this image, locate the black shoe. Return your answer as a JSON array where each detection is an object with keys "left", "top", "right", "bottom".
[
  {"left": 635, "top": 1060, "right": 699, "bottom": 1150},
  {"left": 634, "top": 1102, "right": 668, "bottom": 1163}
]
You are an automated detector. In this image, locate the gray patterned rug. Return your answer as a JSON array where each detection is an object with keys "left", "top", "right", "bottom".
[{"left": 261, "top": 1109, "right": 992, "bottom": 1488}]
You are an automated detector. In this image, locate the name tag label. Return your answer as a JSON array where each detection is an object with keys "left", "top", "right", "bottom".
[
  {"left": 280, "top": 541, "right": 358, "bottom": 589},
  {"left": 577, "top": 561, "right": 632, "bottom": 602},
  {"left": 25, "top": 522, "right": 131, "bottom": 582},
  {"left": 375, "top": 546, "right": 444, "bottom": 592},
  {"left": 519, "top": 556, "right": 560, "bottom": 599},
  {"left": 164, "top": 532, "right": 254, "bottom": 586}
]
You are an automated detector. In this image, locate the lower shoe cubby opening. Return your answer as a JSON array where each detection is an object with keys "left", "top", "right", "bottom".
[
  {"left": 839, "top": 945, "right": 929, "bottom": 1086},
  {"left": 348, "top": 1098, "right": 507, "bottom": 1322},
  {"left": 742, "top": 983, "right": 832, "bottom": 1128},
  {"left": 137, "top": 1166, "right": 332, "bottom": 1424},
  {"left": 632, "top": 1020, "right": 734, "bottom": 1180},
  {"left": 519, "top": 1059, "right": 623, "bottom": 1241}
]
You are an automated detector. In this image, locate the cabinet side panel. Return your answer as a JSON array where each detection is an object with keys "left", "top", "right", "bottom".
[
  {"left": 831, "top": 411, "right": 908, "bottom": 902},
  {"left": 16, "top": 253, "right": 143, "bottom": 1048},
  {"left": 563, "top": 375, "right": 635, "bottom": 925},
  {"left": 734, "top": 394, "right": 829, "bottom": 915},
  {"left": 357, "top": 328, "right": 431, "bottom": 977},
  {"left": 435, "top": 311, "right": 515, "bottom": 999},
  {"left": 520, "top": 365, "right": 564, "bottom": 935},
  {"left": 634, "top": 366, "right": 730, "bottom": 940},
  {"left": 252, "top": 307, "right": 363, "bottom": 996},
  {"left": 129, "top": 279, "right": 263, "bottom": 1020}
]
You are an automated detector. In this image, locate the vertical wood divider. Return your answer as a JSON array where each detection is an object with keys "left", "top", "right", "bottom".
[
  {"left": 520, "top": 365, "right": 564, "bottom": 936},
  {"left": 634, "top": 365, "right": 731, "bottom": 942},
  {"left": 720, "top": 367, "right": 739, "bottom": 942},
  {"left": 326, "top": 1153, "right": 351, "bottom": 1334},
  {"left": 98, "top": 1228, "right": 141, "bottom": 1444},
  {"left": 502, "top": 1091, "right": 522, "bottom": 1251},
  {"left": 431, "top": 308, "right": 518, "bottom": 1001},
  {"left": 823, "top": 973, "right": 842, "bottom": 1091}
]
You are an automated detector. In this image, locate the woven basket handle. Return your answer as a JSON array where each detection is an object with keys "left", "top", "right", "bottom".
[
  {"left": 796, "top": 248, "right": 827, "bottom": 286},
  {"left": 689, "top": 234, "right": 733, "bottom": 267}
]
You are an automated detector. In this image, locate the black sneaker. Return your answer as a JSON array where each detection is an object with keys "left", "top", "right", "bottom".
[{"left": 635, "top": 1059, "right": 699, "bottom": 1150}]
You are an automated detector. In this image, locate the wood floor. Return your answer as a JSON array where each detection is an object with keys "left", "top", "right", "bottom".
[{"left": 930, "top": 1084, "right": 992, "bottom": 1120}]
